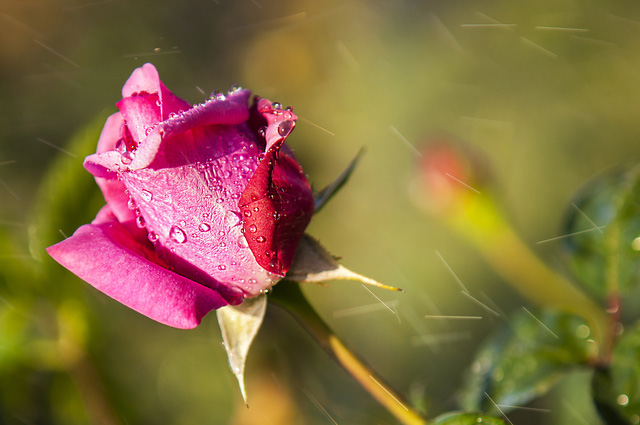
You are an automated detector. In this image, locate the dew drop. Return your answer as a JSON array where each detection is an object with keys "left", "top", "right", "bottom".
[
  {"left": 198, "top": 223, "right": 211, "bottom": 232},
  {"left": 248, "top": 224, "right": 258, "bottom": 233},
  {"left": 178, "top": 220, "right": 186, "bottom": 227},
  {"left": 115, "top": 138, "right": 127, "bottom": 154},
  {"left": 258, "top": 126, "right": 267, "bottom": 138},
  {"left": 140, "top": 190, "right": 153, "bottom": 202},
  {"left": 237, "top": 236, "right": 249, "bottom": 248},
  {"left": 148, "top": 231, "right": 158, "bottom": 243},
  {"left": 272, "top": 211, "right": 281, "bottom": 221},
  {"left": 218, "top": 230, "right": 226, "bottom": 236},
  {"left": 218, "top": 265, "right": 227, "bottom": 271},
  {"left": 255, "top": 236, "right": 266, "bottom": 243},
  {"left": 225, "top": 211, "right": 242, "bottom": 226},
  {"left": 169, "top": 226, "right": 187, "bottom": 244},
  {"left": 216, "top": 198, "right": 224, "bottom": 204},
  {"left": 120, "top": 151, "right": 134, "bottom": 165},
  {"left": 277, "top": 120, "right": 294, "bottom": 137},
  {"left": 253, "top": 206, "right": 259, "bottom": 212},
  {"left": 243, "top": 210, "right": 252, "bottom": 218},
  {"left": 136, "top": 216, "right": 145, "bottom": 228},
  {"left": 272, "top": 102, "right": 282, "bottom": 110},
  {"left": 127, "top": 198, "right": 136, "bottom": 210}
]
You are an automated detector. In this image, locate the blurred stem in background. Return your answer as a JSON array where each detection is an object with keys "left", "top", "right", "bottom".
[
  {"left": 417, "top": 143, "right": 613, "bottom": 364},
  {"left": 270, "top": 282, "right": 427, "bottom": 425}
]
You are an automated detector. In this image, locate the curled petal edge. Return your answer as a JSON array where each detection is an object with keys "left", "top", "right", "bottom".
[{"left": 46, "top": 207, "right": 228, "bottom": 329}]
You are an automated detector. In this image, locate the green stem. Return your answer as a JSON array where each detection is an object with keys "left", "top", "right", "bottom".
[
  {"left": 270, "top": 282, "right": 427, "bottom": 425},
  {"left": 450, "top": 197, "right": 610, "bottom": 362}
]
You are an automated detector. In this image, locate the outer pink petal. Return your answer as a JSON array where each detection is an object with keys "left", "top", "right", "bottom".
[
  {"left": 122, "top": 63, "right": 191, "bottom": 121},
  {"left": 46, "top": 208, "right": 228, "bottom": 329},
  {"left": 97, "top": 112, "right": 125, "bottom": 153},
  {"left": 129, "top": 89, "right": 251, "bottom": 170}
]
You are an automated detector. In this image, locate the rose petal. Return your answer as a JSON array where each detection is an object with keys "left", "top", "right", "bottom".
[
  {"left": 46, "top": 206, "right": 228, "bottom": 329},
  {"left": 97, "top": 112, "right": 125, "bottom": 153},
  {"left": 122, "top": 63, "right": 191, "bottom": 120},
  {"left": 117, "top": 93, "right": 162, "bottom": 142},
  {"left": 129, "top": 89, "right": 251, "bottom": 170}
]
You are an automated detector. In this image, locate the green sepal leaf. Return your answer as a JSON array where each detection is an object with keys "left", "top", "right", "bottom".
[
  {"left": 433, "top": 412, "right": 505, "bottom": 425},
  {"left": 313, "top": 148, "right": 364, "bottom": 212},
  {"left": 216, "top": 294, "right": 267, "bottom": 405},
  {"left": 286, "top": 234, "right": 403, "bottom": 291},
  {"left": 460, "top": 309, "right": 594, "bottom": 414},
  {"left": 563, "top": 167, "right": 640, "bottom": 297}
]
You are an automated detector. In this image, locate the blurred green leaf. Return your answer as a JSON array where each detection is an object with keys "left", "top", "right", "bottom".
[
  {"left": 433, "top": 412, "right": 505, "bottom": 425},
  {"left": 28, "top": 112, "right": 109, "bottom": 297},
  {"left": 591, "top": 322, "right": 640, "bottom": 424},
  {"left": 563, "top": 166, "right": 640, "bottom": 298},
  {"left": 459, "top": 309, "right": 594, "bottom": 414}
]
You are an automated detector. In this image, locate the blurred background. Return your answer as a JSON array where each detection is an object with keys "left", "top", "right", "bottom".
[{"left": 2, "top": 0, "right": 640, "bottom": 423}]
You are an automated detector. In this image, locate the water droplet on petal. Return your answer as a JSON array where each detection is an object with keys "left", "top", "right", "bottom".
[
  {"left": 243, "top": 210, "right": 252, "bottom": 218},
  {"left": 272, "top": 211, "right": 281, "bottom": 221},
  {"left": 248, "top": 224, "right": 258, "bottom": 233},
  {"left": 140, "top": 190, "right": 153, "bottom": 202},
  {"left": 237, "top": 236, "right": 249, "bottom": 248},
  {"left": 127, "top": 198, "right": 136, "bottom": 210},
  {"left": 121, "top": 151, "right": 134, "bottom": 165},
  {"left": 225, "top": 211, "right": 242, "bottom": 226},
  {"left": 277, "top": 120, "right": 294, "bottom": 137},
  {"left": 178, "top": 220, "right": 186, "bottom": 227},
  {"left": 255, "top": 236, "right": 266, "bottom": 243},
  {"left": 148, "top": 231, "right": 158, "bottom": 243},
  {"left": 198, "top": 223, "right": 211, "bottom": 232},
  {"left": 258, "top": 126, "right": 267, "bottom": 138},
  {"left": 136, "top": 216, "right": 145, "bottom": 228},
  {"left": 272, "top": 102, "right": 282, "bottom": 110},
  {"left": 169, "top": 226, "right": 187, "bottom": 244},
  {"left": 115, "top": 138, "right": 127, "bottom": 154},
  {"left": 218, "top": 265, "right": 227, "bottom": 271}
]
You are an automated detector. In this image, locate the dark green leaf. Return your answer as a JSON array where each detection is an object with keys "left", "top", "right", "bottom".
[
  {"left": 433, "top": 412, "right": 505, "bottom": 425},
  {"left": 313, "top": 148, "right": 364, "bottom": 212},
  {"left": 460, "top": 309, "right": 594, "bottom": 414},
  {"left": 563, "top": 167, "right": 640, "bottom": 297},
  {"left": 591, "top": 322, "right": 640, "bottom": 424}
]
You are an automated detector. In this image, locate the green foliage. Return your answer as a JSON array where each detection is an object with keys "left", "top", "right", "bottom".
[
  {"left": 433, "top": 412, "right": 505, "bottom": 425},
  {"left": 563, "top": 166, "right": 640, "bottom": 298},
  {"left": 460, "top": 310, "right": 594, "bottom": 414}
]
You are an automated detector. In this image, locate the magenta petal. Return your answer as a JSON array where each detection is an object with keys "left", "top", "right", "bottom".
[
  {"left": 129, "top": 89, "right": 252, "bottom": 170},
  {"left": 122, "top": 63, "right": 191, "bottom": 120},
  {"left": 97, "top": 112, "right": 125, "bottom": 153},
  {"left": 117, "top": 94, "right": 162, "bottom": 143},
  {"left": 46, "top": 211, "right": 228, "bottom": 329}
]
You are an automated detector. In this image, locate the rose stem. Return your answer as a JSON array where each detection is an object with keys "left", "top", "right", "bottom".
[
  {"left": 270, "top": 282, "right": 427, "bottom": 425},
  {"left": 448, "top": 195, "right": 611, "bottom": 363}
]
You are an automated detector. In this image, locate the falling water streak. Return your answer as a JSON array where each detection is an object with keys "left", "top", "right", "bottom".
[
  {"left": 0, "top": 160, "right": 16, "bottom": 166},
  {"left": 444, "top": 172, "right": 481, "bottom": 194},
  {"left": 249, "top": 0, "right": 264, "bottom": 9},
  {"left": 2, "top": 13, "right": 43, "bottom": 37},
  {"left": 43, "top": 63, "right": 83, "bottom": 90},
  {"left": 522, "top": 307, "right": 559, "bottom": 339},
  {"left": 0, "top": 220, "right": 24, "bottom": 227},
  {"left": 460, "top": 23, "right": 517, "bottom": 28},
  {"left": 33, "top": 39, "right": 79, "bottom": 68},
  {"left": 479, "top": 291, "right": 507, "bottom": 317},
  {"left": 303, "top": 389, "right": 339, "bottom": 425},
  {"left": 424, "top": 315, "right": 482, "bottom": 320},
  {"left": 361, "top": 284, "right": 400, "bottom": 323},
  {"left": 474, "top": 11, "right": 517, "bottom": 30},
  {"left": 122, "top": 50, "right": 182, "bottom": 58},
  {"left": 58, "top": 229, "right": 68, "bottom": 239},
  {"left": 333, "top": 301, "right": 400, "bottom": 319},
  {"left": 368, "top": 375, "right": 409, "bottom": 412},
  {"left": 335, "top": 40, "right": 360, "bottom": 70},
  {"left": 484, "top": 392, "right": 514, "bottom": 425},
  {"left": 36, "top": 138, "right": 77, "bottom": 157},
  {"left": 536, "top": 226, "right": 606, "bottom": 244},
  {"left": 520, "top": 36, "right": 558, "bottom": 58},
  {"left": 270, "top": 372, "right": 281, "bottom": 389},
  {"left": 461, "top": 291, "right": 501, "bottom": 317},
  {"left": 195, "top": 86, "right": 205, "bottom": 95},
  {"left": 0, "top": 179, "right": 20, "bottom": 201},
  {"left": 389, "top": 125, "right": 422, "bottom": 157},
  {"left": 298, "top": 116, "right": 336, "bottom": 136},
  {"left": 411, "top": 331, "right": 472, "bottom": 346},
  {"left": 609, "top": 14, "right": 640, "bottom": 26},
  {"left": 497, "top": 404, "right": 551, "bottom": 412},
  {"left": 225, "top": 11, "right": 307, "bottom": 33},
  {"left": 561, "top": 399, "right": 589, "bottom": 424},
  {"left": 64, "top": 0, "right": 115, "bottom": 11},
  {"left": 402, "top": 305, "right": 440, "bottom": 353},
  {"left": 435, "top": 251, "right": 469, "bottom": 293},
  {"left": 535, "top": 26, "right": 589, "bottom": 32},
  {"left": 571, "top": 202, "right": 603, "bottom": 233},
  {"left": 429, "top": 13, "right": 464, "bottom": 53}
]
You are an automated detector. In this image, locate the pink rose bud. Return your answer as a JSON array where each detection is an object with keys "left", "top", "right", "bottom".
[
  {"left": 417, "top": 138, "right": 489, "bottom": 214},
  {"left": 47, "top": 64, "right": 314, "bottom": 329}
]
